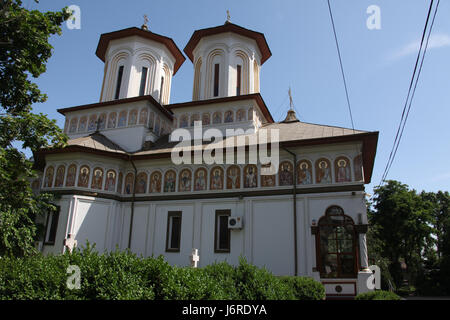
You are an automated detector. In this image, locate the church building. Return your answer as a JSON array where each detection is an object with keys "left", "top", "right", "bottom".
[{"left": 33, "top": 18, "right": 379, "bottom": 298}]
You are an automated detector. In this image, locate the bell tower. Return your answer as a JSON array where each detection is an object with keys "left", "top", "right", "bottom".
[
  {"left": 184, "top": 20, "right": 271, "bottom": 101},
  {"left": 96, "top": 22, "right": 185, "bottom": 104}
]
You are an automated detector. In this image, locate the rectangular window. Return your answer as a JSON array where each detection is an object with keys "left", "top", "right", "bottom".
[
  {"left": 236, "top": 65, "right": 241, "bottom": 96},
  {"left": 213, "top": 63, "right": 220, "bottom": 97},
  {"left": 214, "top": 210, "right": 231, "bottom": 253},
  {"left": 44, "top": 206, "right": 60, "bottom": 245},
  {"left": 159, "top": 76, "right": 164, "bottom": 103},
  {"left": 114, "top": 65, "right": 124, "bottom": 100},
  {"left": 139, "top": 67, "right": 148, "bottom": 96},
  {"left": 166, "top": 211, "right": 182, "bottom": 252}
]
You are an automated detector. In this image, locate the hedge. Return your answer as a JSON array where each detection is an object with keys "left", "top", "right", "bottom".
[
  {"left": 0, "top": 245, "right": 325, "bottom": 300},
  {"left": 354, "top": 290, "right": 401, "bottom": 300}
]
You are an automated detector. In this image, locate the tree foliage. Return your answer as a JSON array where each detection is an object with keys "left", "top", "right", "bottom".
[{"left": 0, "top": 0, "right": 70, "bottom": 256}]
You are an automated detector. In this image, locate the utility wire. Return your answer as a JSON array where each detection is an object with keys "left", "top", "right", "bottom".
[
  {"left": 378, "top": 0, "right": 439, "bottom": 186},
  {"left": 326, "top": 0, "right": 355, "bottom": 133}
]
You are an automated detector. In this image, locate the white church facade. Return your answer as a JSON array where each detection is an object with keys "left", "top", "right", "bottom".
[{"left": 33, "top": 20, "right": 379, "bottom": 298}]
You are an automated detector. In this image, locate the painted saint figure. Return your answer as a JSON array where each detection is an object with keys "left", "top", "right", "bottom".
[
  {"left": 124, "top": 173, "right": 134, "bottom": 194},
  {"left": 78, "top": 166, "right": 90, "bottom": 188},
  {"left": 150, "top": 172, "right": 162, "bottom": 193},
  {"left": 164, "top": 170, "right": 176, "bottom": 192},
  {"left": 316, "top": 159, "right": 331, "bottom": 184},
  {"left": 244, "top": 165, "right": 257, "bottom": 188},
  {"left": 66, "top": 164, "right": 77, "bottom": 187},
  {"left": 105, "top": 170, "right": 116, "bottom": 192},
  {"left": 91, "top": 168, "right": 103, "bottom": 190},
  {"left": 54, "top": 165, "right": 65, "bottom": 187},
  {"left": 226, "top": 165, "right": 240, "bottom": 189},
  {"left": 210, "top": 167, "right": 223, "bottom": 190},
  {"left": 297, "top": 160, "right": 312, "bottom": 185},
  {"left": 194, "top": 168, "right": 207, "bottom": 191},
  {"left": 136, "top": 172, "right": 147, "bottom": 194},
  {"left": 44, "top": 166, "right": 54, "bottom": 188},
  {"left": 335, "top": 157, "right": 351, "bottom": 183},
  {"left": 279, "top": 161, "right": 293, "bottom": 186},
  {"left": 179, "top": 169, "right": 192, "bottom": 192}
]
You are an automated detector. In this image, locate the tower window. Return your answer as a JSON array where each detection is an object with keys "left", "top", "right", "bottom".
[
  {"left": 236, "top": 65, "right": 241, "bottom": 96},
  {"left": 160, "top": 76, "right": 164, "bottom": 103},
  {"left": 139, "top": 67, "right": 148, "bottom": 96},
  {"left": 213, "top": 63, "right": 219, "bottom": 97},
  {"left": 114, "top": 65, "right": 124, "bottom": 100},
  {"left": 166, "top": 211, "right": 182, "bottom": 252}
]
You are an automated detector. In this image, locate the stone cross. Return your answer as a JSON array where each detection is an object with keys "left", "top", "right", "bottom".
[
  {"left": 190, "top": 248, "right": 200, "bottom": 268},
  {"left": 64, "top": 234, "right": 77, "bottom": 253}
]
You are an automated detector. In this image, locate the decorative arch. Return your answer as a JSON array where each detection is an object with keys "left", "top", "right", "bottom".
[
  {"left": 161, "top": 63, "right": 171, "bottom": 105},
  {"left": 335, "top": 156, "right": 352, "bottom": 183},
  {"left": 148, "top": 112, "right": 155, "bottom": 129},
  {"left": 213, "top": 111, "right": 222, "bottom": 124},
  {"left": 164, "top": 169, "right": 176, "bottom": 192},
  {"left": 128, "top": 109, "right": 138, "bottom": 126},
  {"left": 69, "top": 118, "right": 78, "bottom": 133},
  {"left": 105, "top": 170, "right": 117, "bottom": 192},
  {"left": 98, "top": 113, "right": 107, "bottom": 130},
  {"left": 243, "top": 164, "right": 258, "bottom": 188},
  {"left": 226, "top": 165, "right": 241, "bottom": 189},
  {"left": 65, "top": 164, "right": 77, "bottom": 187},
  {"left": 77, "top": 165, "right": 90, "bottom": 188},
  {"left": 202, "top": 113, "right": 210, "bottom": 126},
  {"left": 316, "top": 206, "right": 357, "bottom": 278},
  {"left": 78, "top": 116, "right": 87, "bottom": 132},
  {"left": 149, "top": 171, "right": 162, "bottom": 193},
  {"left": 253, "top": 60, "right": 260, "bottom": 92},
  {"left": 315, "top": 158, "right": 332, "bottom": 184},
  {"left": 279, "top": 161, "right": 294, "bottom": 186},
  {"left": 54, "top": 165, "right": 66, "bottom": 187},
  {"left": 178, "top": 168, "right": 192, "bottom": 192},
  {"left": 210, "top": 166, "right": 224, "bottom": 190},
  {"left": 88, "top": 114, "right": 97, "bottom": 131},
  {"left": 91, "top": 167, "right": 104, "bottom": 190},
  {"left": 236, "top": 109, "right": 246, "bottom": 122},
  {"left": 234, "top": 50, "right": 250, "bottom": 95},
  {"left": 139, "top": 108, "right": 148, "bottom": 125},
  {"left": 193, "top": 57, "right": 202, "bottom": 100},
  {"left": 179, "top": 114, "right": 189, "bottom": 128},
  {"left": 124, "top": 172, "right": 134, "bottom": 195},
  {"left": 190, "top": 113, "right": 200, "bottom": 127},
  {"left": 248, "top": 108, "right": 254, "bottom": 121},
  {"left": 44, "top": 166, "right": 54, "bottom": 188},
  {"left": 194, "top": 167, "right": 207, "bottom": 191},
  {"left": 118, "top": 111, "right": 127, "bottom": 127},
  {"left": 105, "top": 51, "right": 130, "bottom": 100},
  {"left": 224, "top": 110, "right": 234, "bottom": 123},
  {"left": 205, "top": 48, "right": 225, "bottom": 98},
  {"left": 107, "top": 112, "right": 117, "bottom": 129},
  {"left": 136, "top": 52, "right": 157, "bottom": 96},
  {"left": 136, "top": 172, "right": 148, "bottom": 194},
  {"left": 297, "top": 159, "right": 313, "bottom": 185}
]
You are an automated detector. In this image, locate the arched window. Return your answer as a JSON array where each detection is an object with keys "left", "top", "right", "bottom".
[{"left": 317, "top": 206, "right": 357, "bottom": 278}]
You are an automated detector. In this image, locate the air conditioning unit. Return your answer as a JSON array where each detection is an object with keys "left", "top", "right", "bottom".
[{"left": 228, "top": 216, "right": 243, "bottom": 229}]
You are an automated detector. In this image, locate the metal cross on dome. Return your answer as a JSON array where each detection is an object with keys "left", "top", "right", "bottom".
[
  {"left": 142, "top": 14, "right": 149, "bottom": 30},
  {"left": 226, "top": 10, "right": 231, "bottom": 23}
]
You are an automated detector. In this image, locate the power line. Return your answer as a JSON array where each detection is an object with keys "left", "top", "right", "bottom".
[
  {"left": 326, "top": 0, "right": 355, "bottom": 133},
  {"left": 378, "top": 0, "right": 440, "bottom": 186}
]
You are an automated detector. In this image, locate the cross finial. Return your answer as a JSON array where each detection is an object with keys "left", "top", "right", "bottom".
[
  {"left": 142, "top": 14, "right": 149, "bottom": 30},
  {"left": 226, "top": 10, "right": 231, "bottom": 23},
  {"left": 288, "top": 87, "right": 294, "bottom": 110}
]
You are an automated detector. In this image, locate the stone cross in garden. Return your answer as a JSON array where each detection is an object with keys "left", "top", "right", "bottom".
[
  {"left": 190, "top": 248, "right": 200, "bottom": 268},
  {"left": 64, "top": 234, "right": 77, "bottom": 253}
]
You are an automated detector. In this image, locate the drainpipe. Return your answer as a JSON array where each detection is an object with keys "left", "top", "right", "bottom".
[
  {"left": 282, "top": 147, "right": 298, "bottom": 276},
  {"left": 127, "top": 154, "right": 138, "bottom": 249}
]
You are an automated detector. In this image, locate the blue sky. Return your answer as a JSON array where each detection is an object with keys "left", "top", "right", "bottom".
[{"left": 24, "top": 0, "right": 450, "bottom": 194}]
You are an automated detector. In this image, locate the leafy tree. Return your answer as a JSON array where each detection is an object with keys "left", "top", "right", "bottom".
[
  {"left": 0, "top": 0, "right": 70, "bottom": 256},
  {"left": 370, "top": 180, "right": 434, "bottom": 289}
]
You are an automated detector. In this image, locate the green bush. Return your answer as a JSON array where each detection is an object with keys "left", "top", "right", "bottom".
[
  {"left": 355, "top": 290, "right": 401, "bottom": 300},
  {"left": 279, "top": 276, "right": 325, "bottom": 300},
  {"left": 0, "top": 246, "right": 324, "bottom": 300}
]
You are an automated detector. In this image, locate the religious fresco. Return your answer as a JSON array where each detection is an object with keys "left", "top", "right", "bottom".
[
  {"left": 88, "top": 114, "right": 97, "bottom": 131},
  {"left": 202, "top": 113, "right": 210, "bottom": 126},
  {"left": 194, "top": 168, "right": 207, "bottom": 191},
  {"left": 354, "top": 154, "right": 363, "bottom": 182},
  {"left": 226, "top": 165, "right": 240, "bottom": 189},
  {"left": 136, "top": 172, "right": 148, "bottom": 194},
  {"left": 213, "top": 112, "right": 222, "bottom": 124},
  {"left": 91, "top": 167, "right": 104, "bottom": 190},
  {"left": 105, "top": 170, "right": 116, "bottom": 192},
  {"left": 118, "top": 111, "right": 127, "bottom": 127},
  {"left": 261, "top": 174, "right": 276, "bottom": 187},
  {"left": 178, "top": 169, "right": 192, "bottom": 192},
  {"left": 244, "top": 164, "right": 257, "bottom": 188},
  {"left": 149, "top": 171, "right": 162, "bottom": 193},
  {"left": 128, "top": 109, "right": 138, "bottom": 126},
  {"left": 78, "top": 116, "right": 87, "bottom": 132},
  {"left": 224, "top": 110, "right": 234, "bottom": 123},
  {"left": 69, "top": 118, "right": 78, "bottom": 133},
  {"left": 124, "top": 173, "right": 134, "bottom": 195},
  {"left": 65, "top": 164, "right": 77, "bottom": 187},
  {"left": 236, "top": 109, "right": 246, "bottom": 122},
  {"left": 139, "top": 108, "right": 148, "bottom": 125},
  {"left": 180, "top": 114, "right": 188, "bottom": 128},
  {"left": 335, "top": 157, "right": 351, "bottom": 183},
  {"left": 107, "top": 112, "right": 117, "bottom": 129},
  {"left": 44, "top": 166, "right": 54, "bottom": 188},
  {"left": 98, "top": 113, "right": 107, "bottom": 130},
  {"left": 190, "top": 114, "right": 200, "bottom": 127},
  {"left": 164, "top": 170, "right": 176, "bottom": 192},
  {"left": 315, "top": 158, "right": 332, "bottom": 184},
  {"left": 297, "top": 160, "right": 313, "bottom": 185},
  {"left": 279, "top": 161, "right": 293, "bottom": 186},
  {"left": 77, "top": 166, "right": 90, "bottom": 188},
  {"left": 117, "top": 172, "right": 123, "bottom": 194},
  {"left": 210, "top": 166, "right": 224, "bottom": 190},
  {"left": 54, "top": 165, "right": 66, "bottom": 187},
  {"left": 248, "top": 108, "right": 253, "bottom": 121},
  {"left": 148, "top": 112, "right": 155, "bottom": 129}
]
